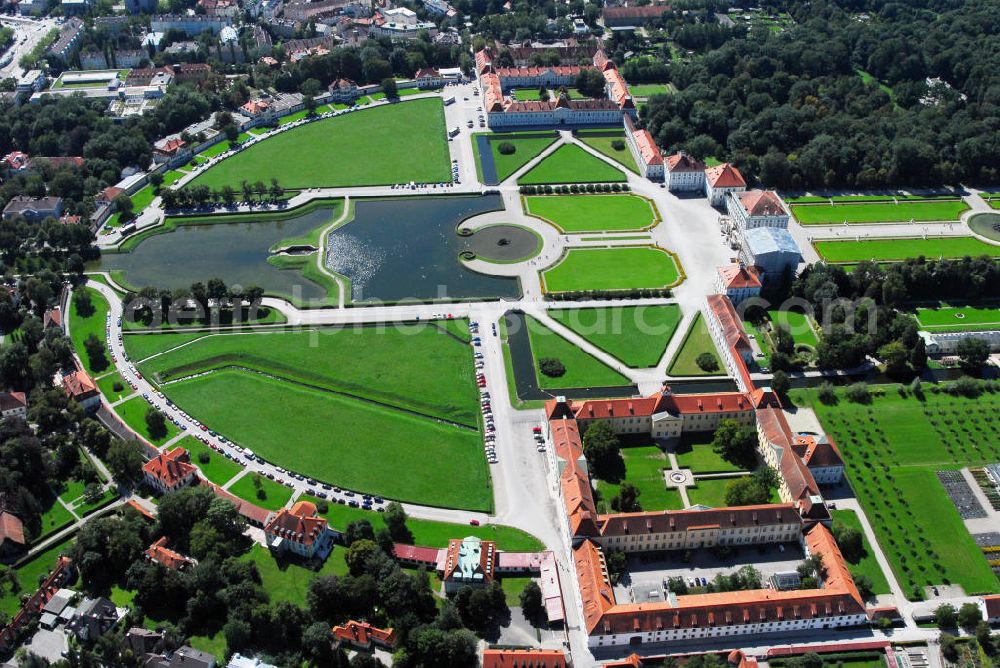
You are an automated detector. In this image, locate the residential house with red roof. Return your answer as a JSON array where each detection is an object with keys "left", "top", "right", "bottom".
[
  {"left": 664, "top": 151, "right": 706, "bottom": 192},
  {"left": 263, "top": 500, "right": 334, "bottom": 560},
  {"left": 60, "top": 368, "right": 100, "bottom": 411},
  {"left": 715, "top": 263, "right": 762, "bottom": 305},
  {"left": 705, "top": 163, "right": 746, "bottom": 206},
  {"left": 328, "top": 78, "right": 360, "bottom": 103},
  {"left": 728, "top": 190, "right": 790, "bottom": 231},
  {"left": 481, "top": 648, "right": 569, "bottom": 667},
  {"left": 2, "top": 151, "right": 31, "bottom": 175},
  {"left": 602, "top": 3, "right": 670, "bottom": 27},
  {"left": 981, "top": 595, "right": 1000, "bottom": 624},
  {"left": 152, "top": 137, "right": 189, "bottom": 165},
  {"left": 0, "top": 391, "right": 27, "bottom": 420},
  {"left": 142, "top": 447, "right": 198, "bottom": 495},
  {"left": 145, "top": 537, "right": 197, "bottom": 571},
  {"left": 331, "top": 620, "right": 397, "bottom": 651}
]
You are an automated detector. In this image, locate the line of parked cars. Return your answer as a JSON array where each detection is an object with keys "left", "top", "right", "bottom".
[{"left": 471, "top": 321, "right": 498, "bottom": 465}]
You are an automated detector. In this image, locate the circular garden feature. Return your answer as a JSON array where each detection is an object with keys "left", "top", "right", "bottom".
[
  {"left": 968, "top": 212, "right": 1000, "bottom": 243},
  {"left": 460, "top": 224, "right": 542, "bottom": 263}
]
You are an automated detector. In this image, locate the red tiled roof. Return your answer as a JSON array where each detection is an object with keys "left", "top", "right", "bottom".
[
  {"left": 0, "top": 511, "right": 25, "bottom": 546},
  {"left": 632, "top": 128, "right": 662, "bottom": 166},
  {"left": 482, "top": 72, "right": 503, "bottom": 112},
  {"left": 561, "top": 470, "right": 600, "bottom": 536},
  {"left": 99, "top": 186, "right": 124, "bottom": 203},
  {"left": 665, "top": 152, "right": 706, "bottom": 172},
  {"left": 38, "top": 156, "right": 84, "bottom": 169},
  {"left": 705, "top": 163, "right": 746, "bottom": 188},
  {"left": 142, "top": 447, "right": 196, "bottom": 487},
  {"left": 604, "top": 67, "right": 633, "bottom": 109},
  {"left": 264, "top": 500, "right": 328, "bottom": 547},
  {"left": 574, "top": 539, "right": 616, "bottom": 633},
  {"left": 592, "top": 49, "right": 614, "bottom": 71},
  {"left": 331, "top": 620, "right": 397, "bottom": 649},
  {"left": 495, "top": 65, "right": 589, "bottom": 78},
  {"left": 482, "top": 648, "right": 569, "bottom": 668},
  {"left": 551, "top": 418, "right": 584, "bottom": 467},
  {"left": 62, "top": 369, "right": 98, "bottom": 402},
  {"left": 414, "top": 67, "right": 439, "bottom": 78},
  {"left": 155, "top": 138, "right": 186, "bottom": 155},
  {"left": 735, "top": 190, "right": 787, "bottom": 217},
  {"left": 392, "top": 543, "right": 442, "bottom": 564},
  {"left": 145, "top": 536, "right": 196, "bottom": 570},
  {"left": 707, "top": 294, "right": 751, "bottom": 352},
  {"left": 126, "top": 499, "right": 156, "bottom": 521},
  {"left": 0, "top": 391, "right": 27, "bottom": 412},
  {"left": 718, "top": 263, "right": 762, "bottom": 290},
  {"left": 602, "top": 4, "right": 670, "bottom": 20},
  {"left": 599, "top": 504, "right": 798, "bottom": 537},
  {"left": 442, "top": 536, "right": 497, "bottom": 582},
  {"left": 475, "top": 47, "right": 494, "bottom": 75},
  {"left": 792, "top": 435, "right": 844, "bottom": 469}
]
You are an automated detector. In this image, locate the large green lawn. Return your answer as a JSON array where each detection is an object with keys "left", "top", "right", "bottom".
[
  {"left": 473, "top": 132, "right": 558, "bottom": 183},
  {"left": 227, "top": 472, "right": 294, "bottom": 511},
  {"left": 301, "top": 495, "right": 543, "bottom": 551},
  {"left": 791, "top": 200, "right": 968, "bottom": 224},
  {"left": 243, "top": 543, "right": 346, "bottom": 608},
  {"left": 518, "top": 144, "right": 626, "bottom": 185},
  {"left": 915, "top": 304, "right": 1000, "bottom": 332},
  {"left": 188, "top": 99, "right": 450, "bottom": 189},
  {"left": 595, "top": 444, "right": 682, "bottom": 512},
  {"left": 95, "top": 370, "right": 131, "bottom": 403},
  {"left": 163, "top": 370, "right": 490, "bottom": 511},
  {"left": 178, "top": 436, "right": 243, "bottom": 486},
  {"left": 767, "top": 309, "right": 819, "bottom": 348},
  {"left": 525, "top": 316, "right": 629, "bottom": 389},
  {"left": 830, "top": 509, "right": 892, "bottom": 596},
  {"left": 523, "top": 194, "right": 657, "bottom": 233},
  {"left": 548, "top": 305, "right": 681, "bottom": 368},
  {"left": 627, "top": 83, "right": 673, "bottom": 98},
  {"left": 666, "top": 313, "right": 723, "bottom": 376},
  {"left": 575, "top": 130, "right": 641, "bottom": 174},
  {"left": 133, "top": 324, "right": 478, "bottom": 426},
  {"left": 687, "top": 477, "right": 779, "bottom": 508},
  {"left": 542, "top": 247, "right": 681, "bottom": 292},
  {"left": 69, "top": 286, "right": 110, "bottom": 376},
  {"left": 814, "top": 237, "right": 1000, "bottom": 263},
  {"left": 794, "top": 387, "right": 1000, "bottom": 598},
  {"left": 124, "top": 332, "right": 210, "bottom": 362},
  {"left": 113, "top": 396, "right": 180, "bottom": 446}
]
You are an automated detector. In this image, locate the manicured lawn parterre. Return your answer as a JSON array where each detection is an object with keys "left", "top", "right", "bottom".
[
  {"left": 68, "top": 286, "right": 110, "bottom": 376},
  {"left": 687, "top": 477, "right": 779, "bottom": 508},
  {"left": 113, "top": 396, "right": 180, "bottom": 446},
  {"left": 791, "top": 199, "right": 968, "bottom": 224},
  {"left": 301, "top": 495, "right": 544, "bottom": 551},
  {"left": 525, "top": 316, "right": 629, "bottom": 389},
  {"left": 133, "top": 324, "right": 478, "bottom": 426},
  {"left": 575, "top": 130, "right": 641, "bottom": 174},
  {"left": 242, "top": 543, "right": 346, "bottom": 608},
  {"left": 595, "top": 444, "right": 683, "bottom": 512},
  {"left": 511, "top": 88, "right": 543, "bottom": 100},
  {"left": 37, "top": 494, "right": 75, "bottom": 537},
  {"left": 767, "top": 309, "right": 819, "bottom": 348},
  {"left": 794, "top": 386, "right": 1000, "bottom": 598},
  {"left": 188, "top": 99, "right": 450, "bottom": 189},
  {"left": 830, "top": 509, "right": 892, "bottom": 596},
  {"left": 915, "top": 304, "right": 1000, "bottom": 332},
  {"left": 163, "top": 370, "right": 491, "bottom": 511},
  {"left": 227, "top": 471, "right": 294, "bottom": 512},
  {"left": 548, "top": 305, "right": 681, "bottom": 368},
  {"left": 667, "top": 313, "right": 723, "bottom": 376},
  {"left": 542, "top": 247, "right": 681, "bottom": 292},
  {"left": 518, "top": 144, "right": 627, "bottom": 185},
  {"left": 523, "top": 194, "right": 657, "bottom": 233},
  {"left": 814, "top": 236, "right": 1000, "bottom": 263},
  {"left": 179, "top": 435, "right": 244, "bottom": 486},
  {"left": 472, "top": 132, "right": 558, "bottom": 183}
]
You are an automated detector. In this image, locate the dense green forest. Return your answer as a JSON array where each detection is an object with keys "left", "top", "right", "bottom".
[{"left": 638, "top": 0, "right": 1000, "bottom": 188}]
